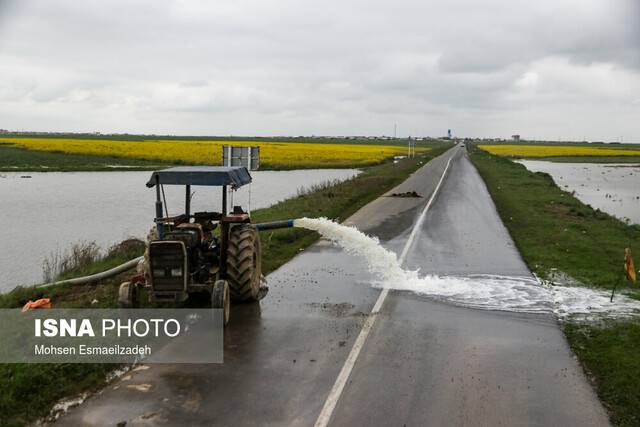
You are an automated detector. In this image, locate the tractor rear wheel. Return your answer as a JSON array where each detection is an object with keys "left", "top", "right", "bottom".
[{"left": 226, "top": 224, "right": 262, "bottom": 302}]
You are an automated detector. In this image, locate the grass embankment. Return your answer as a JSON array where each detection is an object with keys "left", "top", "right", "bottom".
[
  {"left": 0, "top": 143, "right": 174, "bottom": 172},
  {"left": 469, "top": 144, "right": 640, "bottom": 426},
  {"left": 0, "top": 142, "right": 452, "bottom": 426},
  {"left": 470, "top": 145, "right": 640, "bottom": 287},
  {"left": 565, "top": 322, "right": 640, "bottom": 426}
]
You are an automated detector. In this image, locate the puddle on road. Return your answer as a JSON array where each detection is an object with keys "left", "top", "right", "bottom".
[{"left": 293, "top": 217, "right": 640, "bottom": 321}]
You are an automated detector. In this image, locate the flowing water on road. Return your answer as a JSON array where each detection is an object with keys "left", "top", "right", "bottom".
[{"left": 294, "top": 217, "right": 640, "bottom": 320}]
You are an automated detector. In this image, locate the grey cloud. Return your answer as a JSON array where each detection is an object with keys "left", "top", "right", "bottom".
[
  {"left": 0, "top": 0, "right": 638, "bottom": 140},
  {"left": 436, "top": 0, "right": 640, "bottom": 73}
]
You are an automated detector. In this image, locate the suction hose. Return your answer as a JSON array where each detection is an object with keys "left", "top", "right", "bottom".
[
  {"left": 35, "top": 218, "right": 295, "bottom": 289},
  {"left": 37, "top": 256, "right": 144, "bottom": 288}
]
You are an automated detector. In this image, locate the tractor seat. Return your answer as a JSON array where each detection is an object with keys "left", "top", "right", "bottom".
[{"left": 177, "top": 223, "right": 204, "bottom": 244}]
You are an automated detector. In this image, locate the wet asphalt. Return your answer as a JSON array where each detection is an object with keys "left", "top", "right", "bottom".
[{"left": 57, "top": 146, "right": 610, "bottom": 426}]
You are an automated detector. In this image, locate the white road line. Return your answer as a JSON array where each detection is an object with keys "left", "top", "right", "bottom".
[
  {"left": 398, "top": 157, "right": 453, "bottom": 265},
  {"left": 313, "top": 155, "right": 454, "bottom": 427}
]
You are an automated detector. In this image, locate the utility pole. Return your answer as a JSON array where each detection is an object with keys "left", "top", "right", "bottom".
[{"left": 394, "top": 123, "right": 397, "bottom": 139}]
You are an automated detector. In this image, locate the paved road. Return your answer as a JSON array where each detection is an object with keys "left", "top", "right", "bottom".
[{"left": 58, "top": 146, "right": 609, "bottom": 426}]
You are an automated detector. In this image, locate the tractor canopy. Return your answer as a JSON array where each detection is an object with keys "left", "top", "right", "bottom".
[{"left": 146, "top": 166, "right": 252, "bottom": 189}]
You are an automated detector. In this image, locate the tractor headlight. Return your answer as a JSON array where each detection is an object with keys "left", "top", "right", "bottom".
[
  {"left": 170, "top": 268, "right": 182, "bottom": 277},
  {"left": 152, "top": 269, "right": 164, "bottom": 277}
]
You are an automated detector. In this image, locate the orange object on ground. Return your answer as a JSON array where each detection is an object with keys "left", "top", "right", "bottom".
[{"left": 21, "top": 298, "right": 52, "bottom": 312}]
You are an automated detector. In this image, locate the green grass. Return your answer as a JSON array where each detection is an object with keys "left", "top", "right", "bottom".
[
  {"left": 565, "top": 321, "right": 640, "bottom": 426},
  {"left": 0, "top": 363, "right": 116, "bottom": 427},
  {"left": 0, "top": 241, "right": 144, "bottom": 427},
  {"left": 468, "top": 144, "right": 640, "bottom": 426},
  {"left": 0, "top": 143, "right": 178, "bottom": 172},
  {"left": 0, "top": 240, "right": 148, "bottom": 312},
  {"left": 0, "top": 142, "right": 453, "bottom": 426}
]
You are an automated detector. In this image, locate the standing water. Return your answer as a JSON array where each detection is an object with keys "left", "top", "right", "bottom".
[
  {"left": 293, "top": 217, "right": 640, "bottom": 320},
  {"left": 517, "top": 161, "right": 640, "bottom": 224},
  {"left": 0, "top": 169, "right": 359, "bottom": 291}
]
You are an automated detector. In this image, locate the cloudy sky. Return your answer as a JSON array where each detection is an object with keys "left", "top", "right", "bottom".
[{"left": 0, "top": 0, "right": 638, "bottom": 140}]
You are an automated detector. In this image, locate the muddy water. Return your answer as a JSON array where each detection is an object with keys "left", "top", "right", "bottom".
[
  {"left": 517, "top": 160, "right": 640, "bottom": 224},
  {"left": 0, "top": 169, "right": 358, "bottom": 291},
  {"left": 294, "top": 217, "right": 640, "bottom": 320}
]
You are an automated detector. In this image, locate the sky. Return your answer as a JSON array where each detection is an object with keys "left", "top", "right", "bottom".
[{"left": 0, "top": 0, "right": 638, "bottom": 140}]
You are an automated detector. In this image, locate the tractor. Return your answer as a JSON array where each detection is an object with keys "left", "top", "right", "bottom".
[{"left": 118, "top": 166, "right": 293, "bottom": 325}]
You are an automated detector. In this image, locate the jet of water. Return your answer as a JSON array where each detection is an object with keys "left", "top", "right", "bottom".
[{"left": 293, "top": 217, "right": 640, "bottom": 321}]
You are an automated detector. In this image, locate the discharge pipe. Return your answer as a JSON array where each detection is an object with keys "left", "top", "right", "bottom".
[
  {"left": 253, "top": 219, "right": 294, "bottom": 231},
  {"left": 37, "top": 256, "right": 144, "bottom": 288}
]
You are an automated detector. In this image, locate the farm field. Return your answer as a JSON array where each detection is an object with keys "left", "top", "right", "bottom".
[
  {"left": 0, "top": 137, "right": 432, "bottom": 170},
  {"left": 479, "top": 144, "right": 640, "bottom": 162}
]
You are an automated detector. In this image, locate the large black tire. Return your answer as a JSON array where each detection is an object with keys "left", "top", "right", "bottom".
[{"left": 226, "top": 225, "right": 262, "bottom": 302}]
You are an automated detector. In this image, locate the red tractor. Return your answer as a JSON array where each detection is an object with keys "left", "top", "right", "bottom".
[{"left": 118, "top": 166, "right": 293, "bottom": 325}]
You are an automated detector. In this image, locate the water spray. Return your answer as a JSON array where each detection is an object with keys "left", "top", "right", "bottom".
[{"left": 292, "top": 217, "right": 640, "bottom": 321}]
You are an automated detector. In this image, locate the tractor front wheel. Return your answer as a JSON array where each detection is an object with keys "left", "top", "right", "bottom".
[
  {"left": 226, "top": 225, "right": 262, "bottom": 302},
  {"left": 211, "top": 280, "right": 230, "bottom": 326},
  {"left": 118, "top": 282, "right": 139, "bottom": 308}
]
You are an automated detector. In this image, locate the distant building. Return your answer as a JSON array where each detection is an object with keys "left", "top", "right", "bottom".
[
  {"left": 0, "top": 129, "right": 8, "bottom": 134},
  {"left": 512, "top": 134, "right": 521, "bottom": 141}
]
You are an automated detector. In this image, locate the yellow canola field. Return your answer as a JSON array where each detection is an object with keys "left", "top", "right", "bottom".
[
  {"left": 1, "top": 138, "right": 429, "bottom": 169},
  {"left": 479, "top": 144, "right": 640, "bottom": 158}
]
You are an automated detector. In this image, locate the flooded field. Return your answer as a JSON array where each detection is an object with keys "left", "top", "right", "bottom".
[
  {"left": 517, "top": 160, "right": 640, "bottom": 224},
  {"left": 0, "top": 169, "right": 359, "bottom": 291}
]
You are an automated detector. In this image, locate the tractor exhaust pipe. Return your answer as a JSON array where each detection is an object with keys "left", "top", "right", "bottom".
[{"left": 253, "top": 219, "right": 294, "bottom": 231}]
